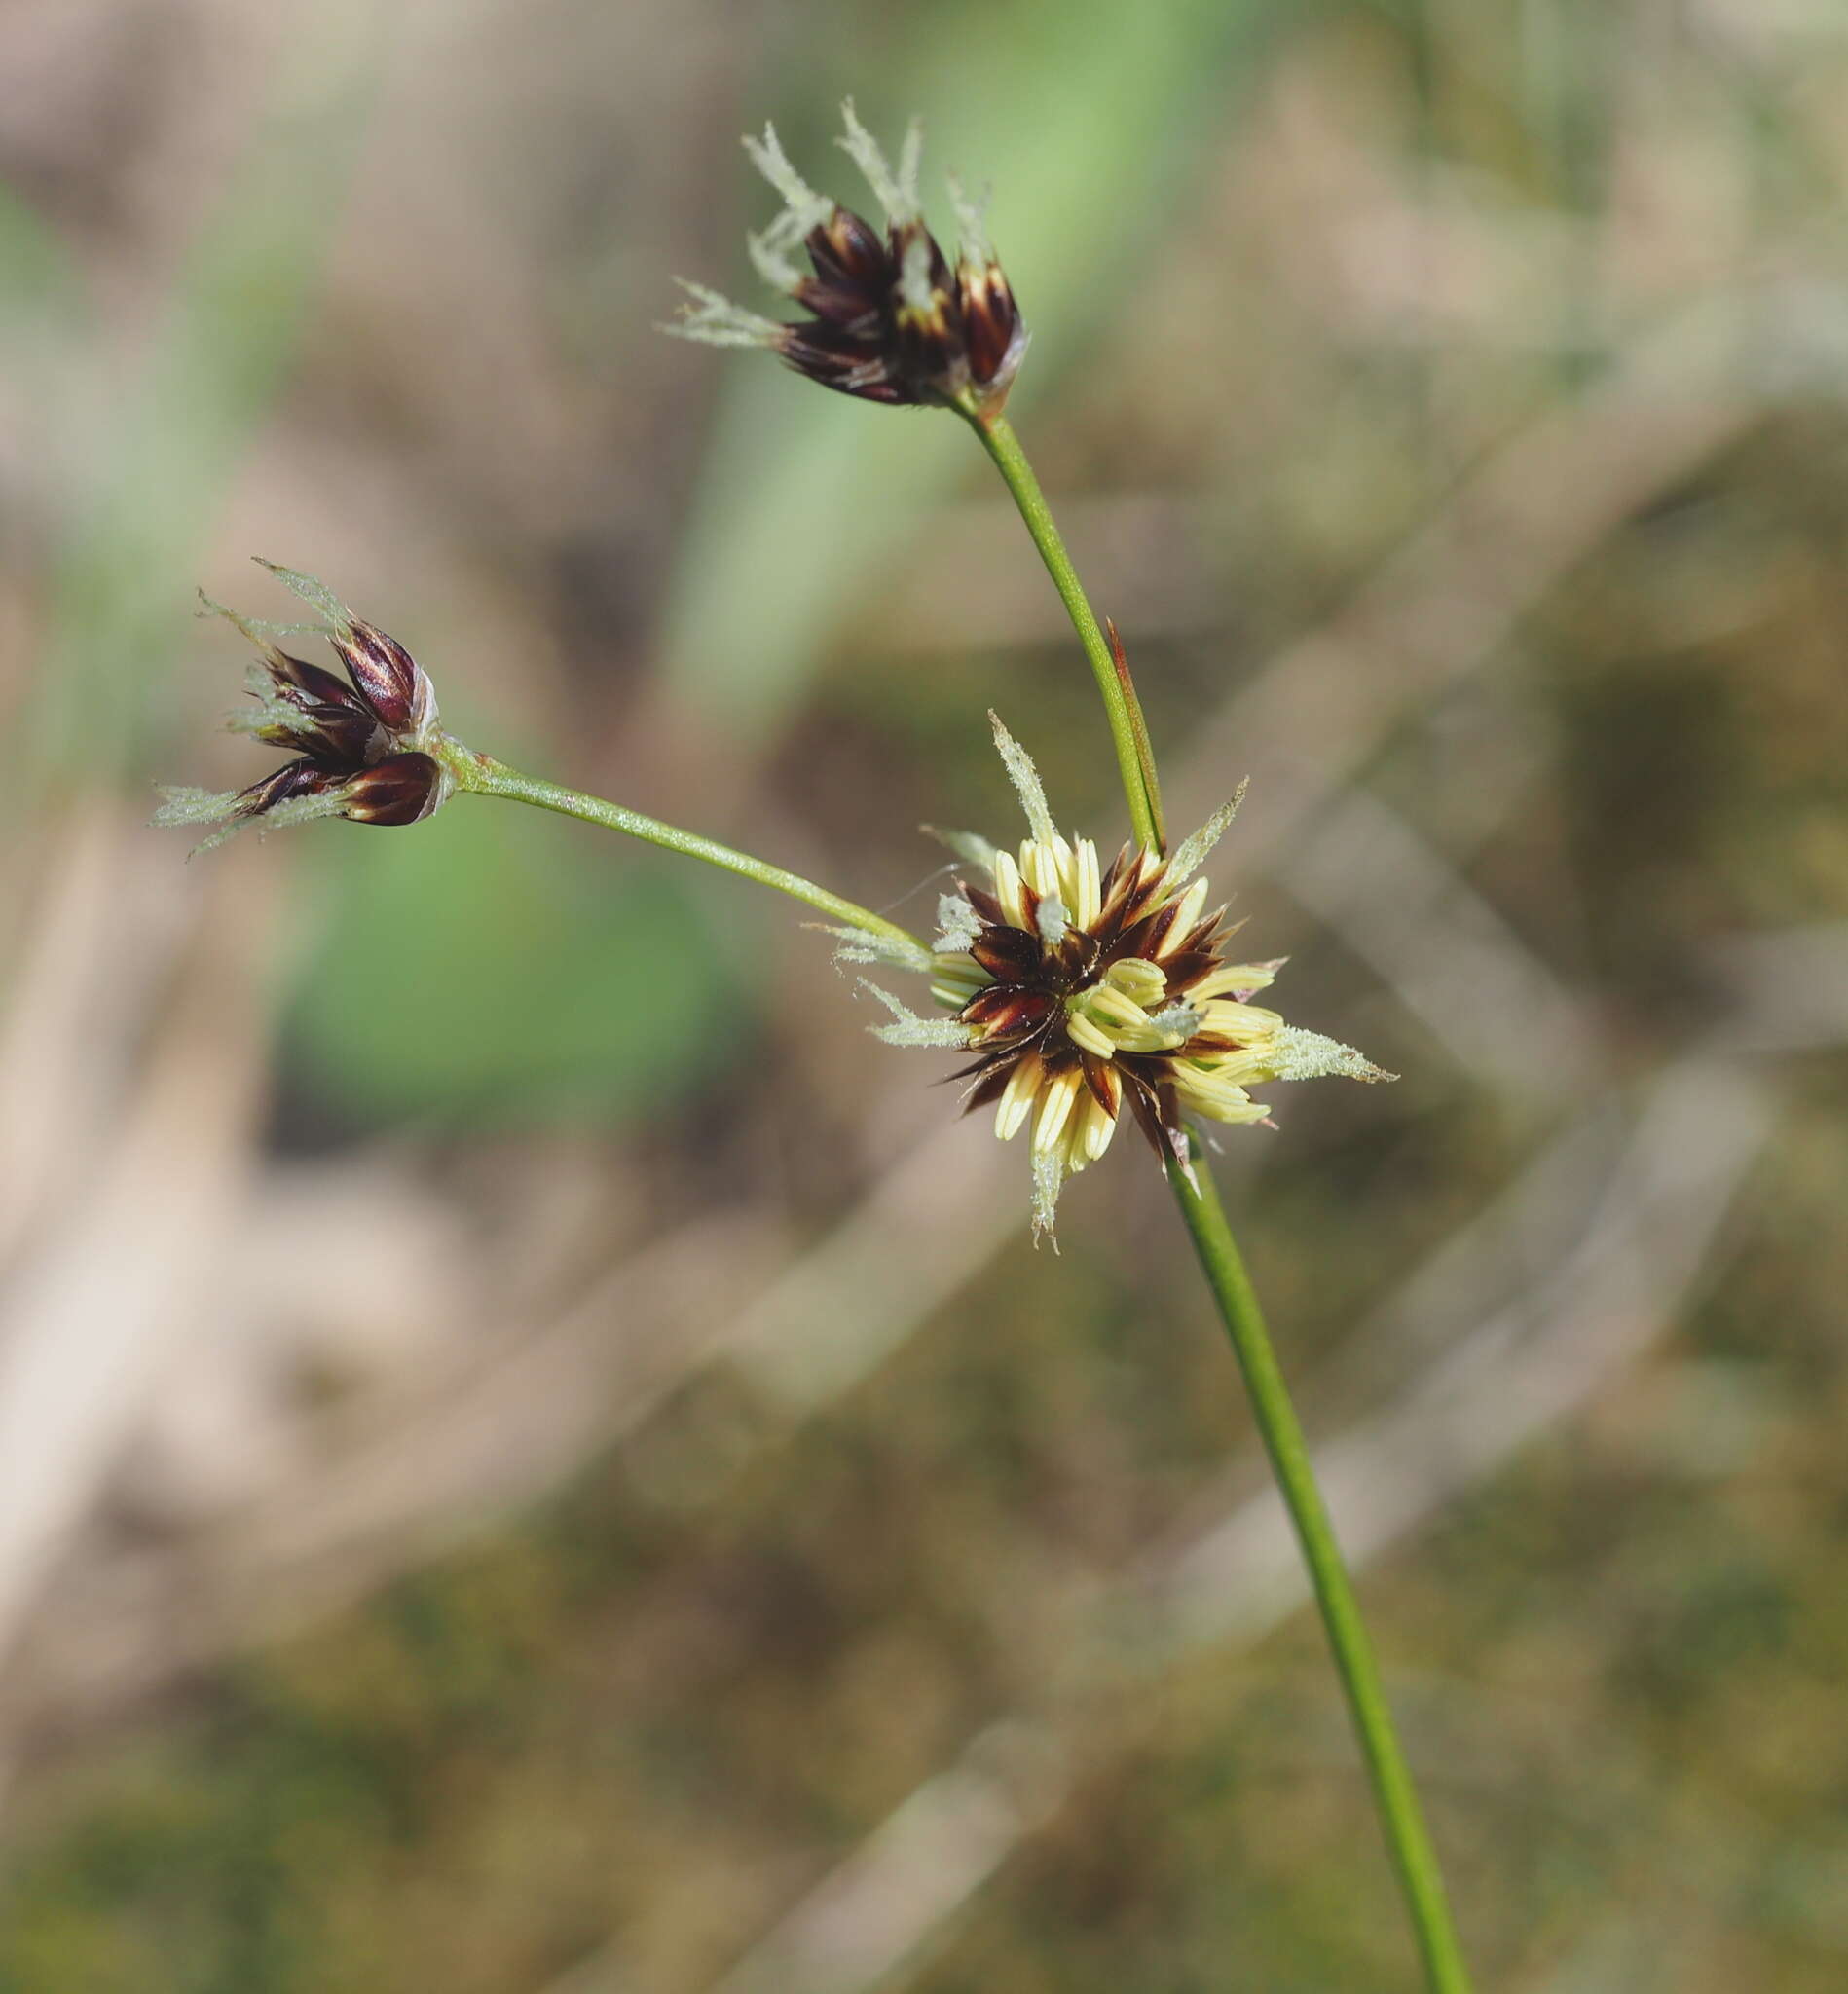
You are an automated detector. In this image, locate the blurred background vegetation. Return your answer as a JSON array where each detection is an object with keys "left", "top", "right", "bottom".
[{"left": 2, "top": 0, "right": 1847, "bottom": 1987}]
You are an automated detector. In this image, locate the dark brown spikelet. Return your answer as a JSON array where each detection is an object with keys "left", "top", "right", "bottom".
[
  {"left": 772, "top": 210, "right": 1023, "bottom": 410},
  {"left": 671, "top": 110, "right": 1027, "bottom": 414},
  {"left": 236, "top": 758, "right": 344, "bottom": 818},
  {"left": 158, "top": 564, "right": 455, "bottom": 844},
  {"left": 237, "top": 598, "right": 445, "bottom": 826},
  {"left": 959, "top": 258, "right": 1025, "bottom": 392},
  {"left": 340, "top": 752, "right": 449, "bottom": 826},
  {"left": 332, "top": 620, "right": 426, "bottom": 734}
]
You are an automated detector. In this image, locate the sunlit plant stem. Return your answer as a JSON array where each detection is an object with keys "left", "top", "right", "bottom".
[
  {"left": 965, "top": 408, "right": 1473, "bottom": 1994},
  {"left": 1167, "top": 1146, "right": 1473, "bottom": 1994},
  {"left": 434, "top": 740, "right": 924, "bottom": 957},
  {"left": 957, "top": 403, "right": 1166, "bottom": 855}
]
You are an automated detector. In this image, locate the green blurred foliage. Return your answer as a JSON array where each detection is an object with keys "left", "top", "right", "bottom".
[{"left": 286, "top": 802, "right": 740, "bottom": 1125}]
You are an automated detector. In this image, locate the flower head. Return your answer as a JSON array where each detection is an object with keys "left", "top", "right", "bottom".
[
  {"left": 667, "top": 102, "right": 1027, "bottom": 414},
  {"left": 868, "top": 717, "right": 1391, "bottom": 1240},
  {"left": 156, "top": 562, "right": 453, "bottom": 848}
]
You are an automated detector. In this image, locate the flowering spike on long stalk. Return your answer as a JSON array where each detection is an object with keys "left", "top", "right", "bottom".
[
  {"left": 157, "top": 564, "right": 451, "bottom": 845},
  {"left": 665, "top": 103, "right": 1026, "bottom": 414}
]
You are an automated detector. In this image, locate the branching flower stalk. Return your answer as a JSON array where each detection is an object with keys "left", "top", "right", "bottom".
[
  {"left": 157, "top": 564, "right": 925, "bottom": 965},
  {"left": 431, "top": 745, "right": 925, "bottom": 959},
  {"left": 669, "top": 102, "right": 1473, "bottom": 1992},
  {"left": 162, "top": 101, "right": 1474, "bottom": 1993}
]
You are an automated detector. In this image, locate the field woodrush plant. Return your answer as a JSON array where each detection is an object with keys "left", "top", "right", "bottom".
[
  {"left": 162, "top": 100, "right": 1474, "bottom": 1994},
  {"left": 673, "top": 103, "right": 1473, "bottom": 1992}
]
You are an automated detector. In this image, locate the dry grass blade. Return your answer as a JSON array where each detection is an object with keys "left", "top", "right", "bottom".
[{"left": 0, "top": 844, "right": 272, "bottom": 1701}]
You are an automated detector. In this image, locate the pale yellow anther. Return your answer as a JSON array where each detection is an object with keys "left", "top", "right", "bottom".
[
  {"left": 1032, "top": 1067, "right": 1082, "bottom": 1151},
  {"left": 1177, "top": 1074, "right": 1258, "bottom": 1119},
  {"left": 1079, "top": 1093, "right": 1118, "bottom": 1162},
  {"left": 1086, "top": 984, "right": 1153, "bottom": 1031},
  {"left": 1074, "top": 839, "right": 1102, "bottom": 928},
  {"left": 1064, "top": 1008, "right": 1118, "bottom": 1059},
  {"left": 1158, "top": 877, "right": 1208, "bottom": 953},
  {"left": 1194, "top": 962, "right": 1279, "bottom": 1000},
  {"left": 1201, "top": 1000, "right": 1283, "bottom": 1040},
  {"left": 992, "top": 848, "right": 1028, "bottom": 930},
  {"left": 995, "top": 1056, "right": 1042, "bottom": 1141},
  {"left": 1103, "top": 957, "right": 1167, "bottom": 1008},
  {"left": 1019, "top": 840, "right": 1058, "bottom": 901}
]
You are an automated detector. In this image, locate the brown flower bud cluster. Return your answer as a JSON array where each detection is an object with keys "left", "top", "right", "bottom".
[
  {"left": 156, "top": 562, "right": 452, "bottom": 847},
  {"left": 670, "top": 103, "right": 1027, "bottom": 413}
]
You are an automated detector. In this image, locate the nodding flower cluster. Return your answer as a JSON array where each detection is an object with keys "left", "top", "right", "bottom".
[
  {"left": 860, "top": 717, "right": 1390, "bottom": 1240},
  {"left": 155, "top": 563, "right": 452, "bottom": 849},
  {"left": 668, "top": 102, "right": 1027, "bottom": 413}
]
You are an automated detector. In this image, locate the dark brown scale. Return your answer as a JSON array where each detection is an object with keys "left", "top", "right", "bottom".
[
  {"left": 960, "top": 266, "right": 1020, "bottom": 386},
  {"left": 1129, "top": 904, "right": 1183, "bottom": 960},
  {"left": 1081, "top": 1053, "right": 1122, "bottom": 1119},
  {"left": 944, "top": 1047, "right": 1015, "bottom": 1085},
  {"left": 971, "top": 926, "right": 1042, "bottom": 983},
  {"left": 958, "top": 1064, "right": 1015, "bottom": 1113},
  {"left": 777, "top": 324, "right": 905, "bottom": 403},
  {"left": 794, "top": 276, "right": 885, "bottom": 331},
  {"left": 276, "top": 651, "right": 366, "bottom": 712},
  {"left": 333, "top": 622, "right": 421, "bottom": 732},
  {"left": 807, "top": 209, "right": 890, "bottom": 286},
  {"left": 237, "top": 760, "right": 338, "bottom": 814},
  {"left": 256, "top": 698, "right": 380, "bottom": 765},
  {"left": 1121, "top": 1069, "right": 1174, "bottom": 1161},
  {"left": 1050, "top": 924, "right": 1103, "bottom": 984},
  {"left": 961, "top": 985, "right": 1055, "bottom": 1038},
  {"left": 1159, "top": 949, "right": 1220, "bottom": 991},
  {"left": 341, "top": 752, "right": 446, "bottom": 827}
]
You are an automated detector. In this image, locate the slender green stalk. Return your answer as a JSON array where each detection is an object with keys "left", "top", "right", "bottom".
[
  {"left": 960, "top": 406, "right": 1166, "bottom": 854},
  {"left": 964, "top": 410, "right": 1472, "bottom": 1990},
  {"left": 437, "top": 741, "right": 924, "bottom": 958},
  {"left": 1168, "top": 1148, "right": 1472, "bottom": 1993}
]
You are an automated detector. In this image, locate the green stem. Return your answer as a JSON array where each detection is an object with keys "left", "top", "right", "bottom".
[
  {"left": 965, "top": 404, "right": 1469, "bottom": 1988},
  {"left": 961, "top": 406, "right": 1166, "bottom": 854},
  {"left": 437, "top": 741, "right": 925, "bottom": 958},
  {"left": 1166, "top": 1146, "right": 1473, "bottom": 1994}
]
